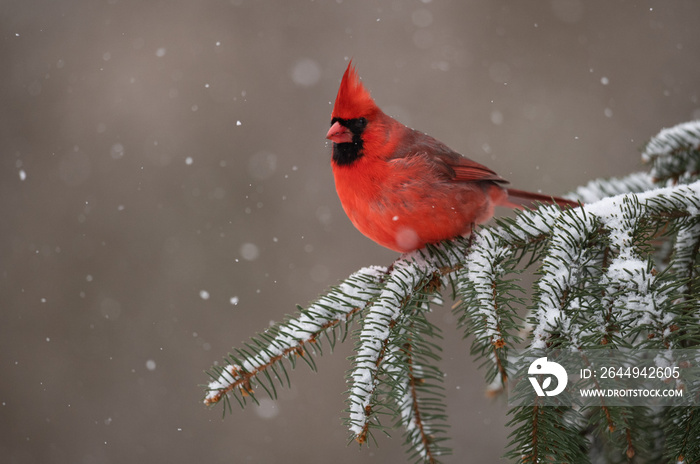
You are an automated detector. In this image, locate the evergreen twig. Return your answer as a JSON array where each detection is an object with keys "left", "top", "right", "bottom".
[{"left": 204, "top": 120, "right": 700, "bottom": 463}]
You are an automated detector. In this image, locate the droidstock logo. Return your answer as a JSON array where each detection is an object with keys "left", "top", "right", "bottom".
[{"left": 528, "top": 357, "right": 568, "bottom": 397}]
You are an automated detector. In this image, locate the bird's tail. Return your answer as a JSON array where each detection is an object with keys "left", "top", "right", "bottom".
[{"left": 504, "top": 188, "right": 580, "bottom": 210}]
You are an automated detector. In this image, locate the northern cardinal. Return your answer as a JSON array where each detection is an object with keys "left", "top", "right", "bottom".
[{"left": 326, "top": 62, "right": 578, "bottom": 253}]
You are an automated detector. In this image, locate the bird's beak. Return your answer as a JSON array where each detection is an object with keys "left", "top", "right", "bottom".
[{"left": 326, "top": 121, "right": 353, "bottom": 144}]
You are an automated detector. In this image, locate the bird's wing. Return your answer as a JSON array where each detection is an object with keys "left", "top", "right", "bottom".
[
  {"left": 447, "top": 156, "right": 508, "bottom": 184},
  {"left": 389, "top": 127, "right": 509, "bottom": 184}
]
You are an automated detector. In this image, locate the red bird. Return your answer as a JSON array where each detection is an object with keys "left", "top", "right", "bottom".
[{"left": 326, "top": 63, "right": 578, "bottom": 253}]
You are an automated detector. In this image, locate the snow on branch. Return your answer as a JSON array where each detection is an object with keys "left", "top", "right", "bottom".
[
  {"left": 671, "top": 219, "right": 700, "bottom": 298},
  {"left": 457, "top": 230, "right": 515, "bottom": 348},
  {"left": 572, "top": 171, "right": 654, "bottom": 204},
  {"left": 453, "top": 230, "right": 524, "bottom": 392},
  {"left": 642, "top": 120, "right": 700, "bottom": 184},
  {"left": 342, "top": 244, "right": 458, "bottom": 460},
  {"left": 452, "top": 177, "right": 699, "bottom": 397},
  {"left": 204, "top": 265, "right": 387, "bottom": 408},
  {"left": 346, "top": 255, "right": 443, "bottom": 442},
  {"left": 383, "top": 303, "right": 449, "bottom": 462},
  {"left": 205, "top": 121, "right": 700, "bottom": 463},
  {"left": 529, "top": 205, "right": 601, "bottom": 349},
  {"left": 527, "top": 181, "right": 700, "bottom": 349}
]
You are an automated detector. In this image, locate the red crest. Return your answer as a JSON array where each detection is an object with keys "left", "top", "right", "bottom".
[{"left": 331, "top": 62, "right": 378, "bottom": 120}]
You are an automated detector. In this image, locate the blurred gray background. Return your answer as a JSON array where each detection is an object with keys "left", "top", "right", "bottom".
[{"left": 2, "top": 0, "right": 699, "bottom": 462}]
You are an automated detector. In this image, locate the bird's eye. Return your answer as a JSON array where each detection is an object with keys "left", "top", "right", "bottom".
[{"left": 358, "top": 117, "right": 368, "bottom": 127}]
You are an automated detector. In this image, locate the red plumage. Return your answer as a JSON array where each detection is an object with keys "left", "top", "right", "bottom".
[{"left": 327, "top": 62, "right": 578, "bottom": 253}]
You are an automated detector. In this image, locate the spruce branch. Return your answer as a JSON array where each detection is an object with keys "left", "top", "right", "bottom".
[
  {"left": 642, "top": 120, "right": 700, "bottom": 184},
  {"left": 505, "top": 402, "right": 588, "bottom": 463},
  {"left": 204, "top": 120, "right": 700, "bottom": 463},
  {"left": 572, "top": 171, "right": 655, "bottom": 204},
  {"left": 345, "top": 248, "right": 458, "bottom": 448},
  {"left": 204, "top": 265, "right": 388, "bottom": 408},
  {"left": 665, "top": 407, "right": 700, "bottom": 462},
  {"left": 453, "top": 229, "right": 525, "bottom": 392},
  {"left": 385, "top": 299, "right": 449, "bottom": 463}
]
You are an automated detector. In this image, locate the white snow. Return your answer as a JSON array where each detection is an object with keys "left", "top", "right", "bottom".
[
  {"left": 642, "top": 120, "right": 700, "bottom": 183},
  {"left": 348, "top": 257, "right": 439, "bottom": 435},
  {"left": 527, "top": 180, "right": 700, "bottom": 349},
  {"left": 572, "top": 171, "right": 654, "bottom": 204},
  {"left": 254, "top": 398, "right": 279, "bottom": 419},
  {"left": 239, "top": 243, "right": 259, "bottom": 261},
  {"left": 642, "top": 120, "right": 700, "bottom": 159},
  {"left": 205, "top": 266, "right": 387, "bottom": 403},
  {"left": 291, "top": 58, "right": 321, "bottom": 87},
  {"left": 383, "top": 346, "right": 430, "bottom": 460},
  {"left": 110, "top": 143, "right": 124, "bottom": 159},
  {"left": 457, "top": 231, "right": 511, "bottom": 346}
]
